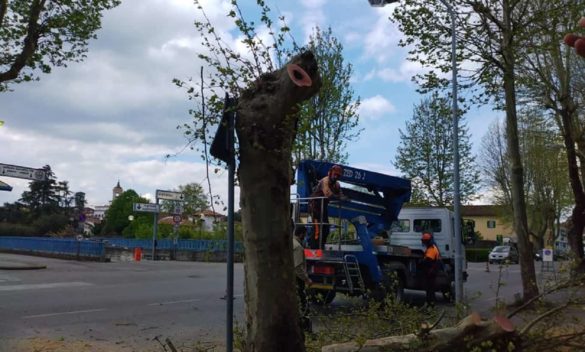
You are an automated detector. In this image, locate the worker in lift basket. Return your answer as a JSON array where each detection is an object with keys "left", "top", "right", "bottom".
[
  {"left": 293, "top": 224, "right": 312, "bottom": 333},
  {"left": 421, "top": 232, "right": 441, "bottom": 306},
  {"left": 308, "top": 164, "right": 346, "bottom": 249}
]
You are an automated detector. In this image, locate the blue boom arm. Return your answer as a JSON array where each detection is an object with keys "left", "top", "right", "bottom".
[{"left": 296, "top": 160, "right": 411, "bottom": 233}]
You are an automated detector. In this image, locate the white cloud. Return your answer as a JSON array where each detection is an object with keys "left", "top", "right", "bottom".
[
  {"left": 363, "top": 6, "right": 404, "bottom": 64},
  {"left": 0, "top": 127, "right": 235, "bottom": 210},
  {"left": 299, "top": 0, "right": 328, "bottom": 41},
  {"left": 359, "top": 95, "right": 396, "bottom": 119},
  {"left": 360, "top": 59, "right": 426, "bottom": 84},
  {"left": 0, "top": 0, "right": 500, "bottom": 217}
]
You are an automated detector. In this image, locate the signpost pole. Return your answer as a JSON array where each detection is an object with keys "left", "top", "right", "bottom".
[
  {"left": 226, "top": 96, "right": 235, "bottom": 352},
  {"left": 210, "top": 93, "right": 236, "bottom": 352},
  {"left": 152, "top": 197, "right": 159, "bottom": 261}
]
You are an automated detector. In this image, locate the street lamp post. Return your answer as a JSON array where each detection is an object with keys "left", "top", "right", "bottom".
[{"left": 369, "top": 0, "right": 463, "bottom": 304}]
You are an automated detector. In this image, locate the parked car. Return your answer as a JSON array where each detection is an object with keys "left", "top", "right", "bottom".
[{"left": 489, "top": 245, "right": 519, "bottom": 264}]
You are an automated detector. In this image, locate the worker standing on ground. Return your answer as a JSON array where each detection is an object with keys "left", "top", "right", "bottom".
[
  {"left": 293, "top": 225, "right": 312, "bottom": 332},
  {"left": 309, "top": 165, "right": 346, "bottom": 249},
  {"left": 421, "top": 232, "right": 440, "bottom": 306}
]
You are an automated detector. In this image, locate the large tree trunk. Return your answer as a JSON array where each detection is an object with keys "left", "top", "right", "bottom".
[
  {"left": 236, "top": 51, "right": 321, "bottom": 352},
  {"left": 559, "top": 109, "right": 585, "bottom": 273},
  {"left": 501, "top": 0, "right": 539, "bottom": 301},
  {"left": 552, "top": 35, "right": 585, "bottom": 273}
]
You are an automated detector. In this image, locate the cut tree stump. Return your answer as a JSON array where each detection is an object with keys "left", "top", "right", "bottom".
[{"left": 236, "top": 51, "right": 321, "bottom": 352}]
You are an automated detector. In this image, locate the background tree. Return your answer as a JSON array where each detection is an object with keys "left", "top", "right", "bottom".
[
  {"left": 480, "top": 112, "right": 572, "bottom": 250},
  {"left": 391, "top": 0, "right": 540, "bottom": 300},
  {"left": 0, "top": 0, "right": 120, "bottom": 91},
  {"left": 395, "top": 93, "right": 479, "bottom": 206},
  {"left": 56, "top": 180, "right": 72, "bottom": 210},
  {"left": 479, "top": 121, "right": 512, "bottom": 208},
  {"left": 519, "top": 109, "right": 572, "bottom": 249},
  {"left": 293, "top": 26, "right": 362, "bottom": 164},
  {"left": 160, "top": 182, "right": 208, "bottom": 216},
  {"left": 6, "top": 165, "right": 85, "bottom": 234},
  {"left": 122, "top": 212, "right": 152, "bottom": 239},
  {"left": 74, "top": 192, "right": 85, "bottom": 212},
  {"left": 515, "top": 0, "right": 585, "bottom": 272},
  {"left": 101, "top": 190, "right": 148, "bottom": 236},
  {"left": 19, "top": 165, "right": 59, "bottom": 216}
]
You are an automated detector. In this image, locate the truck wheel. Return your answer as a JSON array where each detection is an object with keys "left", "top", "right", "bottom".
[
  {"left": 442, "top": 290, "right": 453, "bottom": 302},
  {"left": 308, "top": 289, "right": 336, "bottom": 305},
  {"left": 443, "top": 282, "right": 455, "bottom": 302}
]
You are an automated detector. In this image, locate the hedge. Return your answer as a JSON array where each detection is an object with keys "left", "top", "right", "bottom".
[{"left": 466, "top": 248, "right": 490, "bottom": 262}]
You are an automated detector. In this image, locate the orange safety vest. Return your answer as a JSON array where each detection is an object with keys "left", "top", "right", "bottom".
[{"left": 424, "top": 245, "right": 440, "bottom": 261}]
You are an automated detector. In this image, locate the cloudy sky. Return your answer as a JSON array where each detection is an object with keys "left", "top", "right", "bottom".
[{"left": 0, "top": 0, "right": 497, "bottom": 209}]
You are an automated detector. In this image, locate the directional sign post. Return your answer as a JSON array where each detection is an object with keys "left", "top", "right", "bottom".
[
  {"left": 0, "top": 163, "right": 47, "bottom": 181},
  {"left": 152, "top": 190, "right": 186, "bottom": 261},
  {"left": 156, "top": 190, "right": 185, "bottom": 201},
  {"left": 133, "top": 203, "right": 160, "bottom": 213}
]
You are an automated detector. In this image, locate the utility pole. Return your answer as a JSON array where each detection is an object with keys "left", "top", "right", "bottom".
[{"left": 368, "top": 0, "right": 464, "bottom": 303}]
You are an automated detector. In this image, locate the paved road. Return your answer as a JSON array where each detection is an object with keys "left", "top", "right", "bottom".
[
  {"left": 466, "top": 260, "right": 564, "bottom": 314},
  {"left": 0, "top": 254, "right": 245, "bottom": 351},
  {"left": 0, "top": 253, "right": 566, "bottom": 351}
]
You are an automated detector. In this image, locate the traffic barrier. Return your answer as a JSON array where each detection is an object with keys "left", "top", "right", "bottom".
[{"left": 134, "top": 247, "right": 142, "bottom": 261}]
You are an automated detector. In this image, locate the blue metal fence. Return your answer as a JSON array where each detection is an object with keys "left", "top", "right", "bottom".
[
  {"left": 104, "top": 238, "right": 244, "bottom": 253},
  {"left": 0, "top": 237, "right": 244, "bottom": 255},
  {"left": 0, "top": 237, "right": 105, "bottom": 258}
]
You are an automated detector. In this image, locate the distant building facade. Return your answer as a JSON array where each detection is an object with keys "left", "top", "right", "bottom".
[
  {"left": 112, "top": 181, "right": 123, "bottom": 200},
  {"left": 83, "top": 181, "right": 124, "bottom": 235},
  {"left": 461, "top": 205, "right": 514, "bottom": 242},
  {"left": 158, "top": 209, "right": 227, "bottom": 232}
]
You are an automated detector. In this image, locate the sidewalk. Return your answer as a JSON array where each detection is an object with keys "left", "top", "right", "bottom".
[{"left": 0, "top": 253, "right": 47, "bottom": 270}]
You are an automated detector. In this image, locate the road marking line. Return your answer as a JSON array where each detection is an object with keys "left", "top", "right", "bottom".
[
  {"left": 148, "top": 298, "right": 201, "bottom": 306},
  {"left": 0, "top": 281, "right": 92, "bottom": 292},
  {"left": 23, "top": 308, "right": 106, "bottom": 319},
  {"left": 0, "top": 275, "right": 21, "bottom": 283}
]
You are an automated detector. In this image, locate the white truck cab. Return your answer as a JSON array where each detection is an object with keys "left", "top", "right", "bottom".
[{"left": 390, "top": 207, "right": 466, "bottom": 267}]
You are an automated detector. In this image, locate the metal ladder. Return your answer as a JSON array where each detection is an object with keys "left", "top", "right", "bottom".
[{"left": 343, "top": 254, "right": 365, "bottom": 294}]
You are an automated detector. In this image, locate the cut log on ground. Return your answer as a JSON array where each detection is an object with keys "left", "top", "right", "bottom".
[{"left": 322, "top": 313, "right": 518, "bottom": 352}]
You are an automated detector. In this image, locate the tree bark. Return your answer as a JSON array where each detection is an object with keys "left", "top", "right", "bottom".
[
  {"left": 560, "top": 106, "right": 585, "bottom": 273},
  {"left": 0, "top": 0, "right": 45, "bottom": 83},
  {"left": 501, "top": 0, "right": 539, "bottom": 301},
  {"left": 236, "top": 51, "right": 321, "bottom": 352},
  {"left": 322, "top": 313, "right": 517, "bottom": 352}
]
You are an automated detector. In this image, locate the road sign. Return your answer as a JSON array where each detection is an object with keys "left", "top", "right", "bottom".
[
  {"left": 156, "top": 190, "right": 185, "bottom": 201},
  {"left": 543, "top": 248, "right": 554, "bottom": 262},
  {"left": 173, "top": 215, "right": 182, "bottom": 224},
  {"left": 171, "top": 205, "right": 183, "bottom": 215},
  {"left": 0, "top": 180, "right": 12, "bottom": 191},
  {"left": 133, "top": 203, "right": 160, "bottom": 213},
  {"left": 0, "top": 163, "right": 46, "bottom": 181}
]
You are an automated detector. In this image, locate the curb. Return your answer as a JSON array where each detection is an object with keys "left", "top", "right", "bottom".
[{"left": 0, "top": 264, "right": 47, "bottom": 270}]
